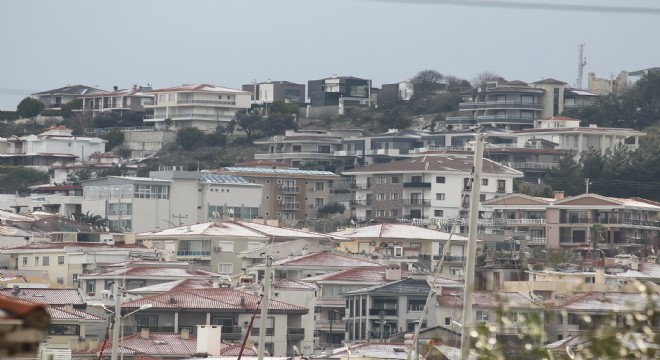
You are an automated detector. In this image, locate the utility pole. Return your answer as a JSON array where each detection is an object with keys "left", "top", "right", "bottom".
[
  {"left": 576, "top": 43, "right": 586, "bottom": 89},
  {"left": 460, "top": 133, "right": 485, "bottom": 360},
  {"left": 257, "top": 253, "right": 272, "bottom": 360},
  {"left": 585, "top": 178, "right": 590, "bottom": 194},
  {"left": 172, "top": 214, "right": 188, "bottom": 227},
  {"left": 111, "top": 282, "right": 122, "bottom": 360}
]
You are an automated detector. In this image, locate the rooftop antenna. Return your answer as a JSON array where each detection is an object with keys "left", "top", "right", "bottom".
[{"left": 576, "top": 43, "right": 587, "bottom": 89}]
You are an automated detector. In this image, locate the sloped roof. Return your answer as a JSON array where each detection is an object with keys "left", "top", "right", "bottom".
[
  {"left": 481, "top": 193, "right": 555, "bottom": 206},
  {"left": 149, "top": 84, "right": 249, "bottom": 94},
  {"left": 344, "top": 278, "right": 430, "bottom": 296},
  {"left": 219, "top": 167, "right": 337, "bottom": 176},
  {"left": 46, "top": 306, "right": 103, "bottom": 321},
  {"left": 32, "top": 85, "right": 105, "bottom": 96},
  {"left": 5, "top": 241, "right": 146, "bottom": 251},
  {"left": 302, "top": 266, "right": 410, "bottom": 282},
  {"left": 272, "top": 252, "right": 380, "bottom": 268},
  {"left": 139, "top": 222, "right": 268, "bottom": 238},
  {"left": 199, "top": 174, "right": 253, "bottom": 184},
  {"left": 122, "top": 288, "right": 307, "bottom": 313},
  {"left": 531, "top": 78, "right": 567, "bottom": 85},
  {"left": 0, "top": 289, "right": 85, "bottom": 306},
  {"left": 0, "top": 210, "right": 34, "bottom": 222},
  {"left": 127, "top": 279, "right": 214, "bottom": 294},
  {"left": 272, "top": 279, "right": 318, "bottom": 290},
  {"left": 331, "top": 223, "right": 469, "bottom": 242},
  {"left": 326, "top": 342, "right": 409, "bottom": 359},
  {"left": 342, "top": 155, "right": 522, "bottom": 177},
  {"left": 89, "top": 333, "right": 256, "bottom": 357},
  {"left": 436, "top": 290, "right": 540, "bottom": 309},
  {"left": 554, "top": 292, "right": 660, "bottom": 313},
  {"left": 79, "top": 266, "right": 223, "bottom": 279},
  {"left": 233, "top": 220, "right": 346, "bottom": 240}
]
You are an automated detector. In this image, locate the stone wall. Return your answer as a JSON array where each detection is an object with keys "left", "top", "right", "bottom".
[
  {"left": 123, "top": 129, "right": 176, "bottom": 159},
  {"left": 587, "top": 71, "right": 629, "bottom": 96}
]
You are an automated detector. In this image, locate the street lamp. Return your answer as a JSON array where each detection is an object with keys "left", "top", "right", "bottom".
[{"left": 93, "top": 303, "right": 153, "bottom": 360}]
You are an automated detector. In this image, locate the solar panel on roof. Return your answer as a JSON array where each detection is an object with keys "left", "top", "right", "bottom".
[{"left": 223, "top": 167, "right": 335, "bottom": 175}]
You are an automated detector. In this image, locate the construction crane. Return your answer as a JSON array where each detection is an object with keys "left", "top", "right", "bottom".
[{"left": 576, "top": 43, "right": 587, "bottom": 89}]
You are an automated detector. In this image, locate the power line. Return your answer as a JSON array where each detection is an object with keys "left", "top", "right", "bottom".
[{"left": 369, "top": 0, "right": 660, "bottom": 15}]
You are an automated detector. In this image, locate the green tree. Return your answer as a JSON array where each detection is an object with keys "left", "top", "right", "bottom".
[
  {"left": 269, "top": 100, "right": 298, "bottom": 115},
  {"left": 263, "top": 114, "right": 298, "bottom": 136},
  {"left": 16, "top": 97, "right": 45, "bottom": 120},
  {"left": 65, "top": 168, "right": 94, "bottom": 185},
  {"left": 317, "top": 202, "right": 346, "bottom": 217},
  {"left": 410, "top": 69, "right": 445, "bottom": 98},
  {"left": 101, "top": 129, "right": 125, "bottom": 151},
  {"left": 234, "top": 110, "right": 264, "bottom": 139},
  {"left": 0, "top": 166, "right": 49, "bottom": 195},
  {"left": 60, "top": 99, "right": 82, "bottom": 118},
  {"left": 205, "top": 125, "right": 228, "bottom": 147},
  {"left": 94, "top": 112, "right": 122, "bottom": 128},
  {"left": 176, "top": 127, "right": 205, "bottom": 150},
  {"left": 471, "top": 71, "right": 506, "bottom": 87}
]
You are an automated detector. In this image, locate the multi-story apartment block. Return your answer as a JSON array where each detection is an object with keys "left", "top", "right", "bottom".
[
  {"left": 483, "top": 193, "right": 660, "bottom": 251},
  {"left": 378, "top": 80, "right": 414, "bottom": 106},
  {"left": 242, "top": 80, "right": 306, "bottom": 104},
  {"left": 308, "top": 76, "right": 371, "bottom": 107},
  {"left": 451, "top": 79, "right": 597, "bottom": 130},
  {"left": 143, "top": 84, "right": 251, "bottom": 132},
  {"left": 254, "top": 129, "right": 362, "bottom": 167},
  {"left": 212, "top": 167, "right": 339, "bottom": 222},
  {"left": 79, "top": 85, "right": 153, "bottom": 115},
  {"left": 80, "top": 170, "right": 263, "bottom": 232},
  {"left": 342, "top": 155, "right": 522, "bottom": 223},
  {"left": 31, "top": 85, "right": 105, "bottom": 110}
]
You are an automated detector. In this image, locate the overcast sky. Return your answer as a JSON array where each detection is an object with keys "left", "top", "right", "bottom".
[{"left": 0, "top": 0, "right": 657, "bottom": 110}]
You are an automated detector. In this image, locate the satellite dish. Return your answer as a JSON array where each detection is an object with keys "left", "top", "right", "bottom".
[
  {"left": 566, "top": 345, "right": 575, "bottom": 359},
  {"left": 273, "top": 136, "right": 278, "bottom": 141}
]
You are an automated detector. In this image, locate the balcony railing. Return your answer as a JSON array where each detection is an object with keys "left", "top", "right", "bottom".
[
  {"left": 287, "top": 328, "right": 305, "bottom": 340},
  {"left": 350, "top": 199, "right": 371, "bottom": 206},
  {"left": 509, "top": 162, "right": 557, "bottom": 170},
  {"left": 352, "top": 183, "right": 372, "bottom": 190},
  {"left": 280, "top": 202, "right": 300, "bottom": 209},
  {"left": 220, "top": 326, "right": 243, "bottom": 340},
  {"left": 459, "top": 101, "right": 543, "bottom": 111},
  {"left": 365, "top": 149, "right": 401, "bottom": 156},
  {"left": 315, "top": 319, "right": 347, "bottom": 331},
  {"left": 144, "top": 113, "right": 235, "bottom": 121},
  {"left": 476, "top": 115, "right": 536, "bottom": 123},
  {"left": 144, "top": 100, "right": 156, "bottom": 106},
  {"left": 251, "top": 328, "right": 274, "bottom": 336},
  {"left": 177, "top": 99, "right": 236, "bottom": 106},
  {"left": 334, "top": 150, "right": 364, "bottom": 157},
  {"left": 122, "top": 326, "right": 175, "bottom": 335},
  {"left": 403, "top": 182, "right": 431, "bottom": 188},
  {"left": 440, "top": 255, "right": 467, "bottom": 262},
  {"left": 280, "top": 186, "right": 300, "bottom": 194},
  {"left": 559, "top": 217, "right": 660, "bottom": 228},
  {"left": 402, "top": 199, "right": 431, "bottom": 206},
  {"left": 369, "top": 308, "right": 397, "bottom": 316},
  {"left": 445, "top": 116, "right": 474, "bottom": 123},
  {"left": 176, "top": 250, "right": 211, "bottom": 257},
  {"left": 529, "top": 237, "right": 547, "bottom": 244}
]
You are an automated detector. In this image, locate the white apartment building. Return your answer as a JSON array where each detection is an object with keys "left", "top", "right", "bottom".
[
  {"left": 514, "top": 117, "right": 645, "bottom": 157},
  {"left": 143, "top": 84, "right": 252, "bottom": 132},
  {"left": 80, "top": 170, "right": 263, "bottom": 233},
  {"left": 342, "top": 155, "right": 522, "bottom": 223}
]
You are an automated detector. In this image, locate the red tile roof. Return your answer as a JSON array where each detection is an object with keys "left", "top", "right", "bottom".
[
  {"left": 272, "top": 252, "right": 380, "bottom": 268},
  {"left": 6, "top": 242, "right": 147, "bottom": 250},
  {"left": 0, "top": 295, "right": 47, "bottom": 319},
  {"left": 551, "top": 292, "right": 660, "bottom": 313},
  {"left": 0, "top": 289, "right": 85, "bottom": 306},
  {"left": 46, "top": 306, "right": 103, "bottom": 321},
  {"left": 122, "top": 288, "right": 308, "bottom": 314},
  {"left": 436, "top": 290, "right": 539, "bottom": 309},
  {"left": 89, "top": 333, "right": 255, "bottom": 357},
  {"left": 302, "top": 266, "right": 410, "bottom": 282},
  {"left": 126, "top": 279, "right": 214, "bottom": 294},
  {"left": 272, "top": 279, "right": 318, "bottom": 290}
]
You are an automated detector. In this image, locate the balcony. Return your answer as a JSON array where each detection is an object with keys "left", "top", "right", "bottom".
[
  {"left": 122, "top": 326, "right": 175, "bottom": 335},
  {"left": 251, "top": 328, "right": 274, "bottom": 336},
  {"left": 529, "top": 237, "right": 547, "bottom": 244},
  {"left": 144, "top": 113, "right": 235, "bottom": 121},
  {"left": 559, "top": 217, "right": 660, "bottom": 229},
  {"left": 369, "top": 308, "right": 397, "bottom": 316},
  {"left": 334, "top": 150, "right": 364, "bottom": 157},
  {"left": 316, "top": 319, "right": 346, "bottom": 331},
  {"left": 143, "top": 100, "right": 156, "bottom": 106},
  {"left": 176, "top": 99, "right": 236, "bottom": 106},
  {"left": 459, "top": 101, "right": 543, "bottom": 111},
  {"left": 254, "top": 152, "right": 336, "bottom": 160},
  {"left": 280, "top": 186, "right": 300, "bottom": 194},
  {"left": 440, "top": 255, "right": 467, "bottom": 263},
  {"left": 402, "top": 199, "right": 431, "bottom": 206},
  {"left": 365, "top": 148, "right": 401, "bottom": 156},
  {"left": 352, "top": 183, "right": 372, "bottom": 190},
  {"left": 402, "top": 182, "right": 431, "bottom": 188},
  {"left": 445, "top": 116, "right": 475, "bottom": 124},
  {"left": 509, "top": 162, "right": 557, "bottom": 170},
  {"left": 280, "top": 202, "right": 300, "bottom": 210},
  {"left": 287, "top": 328, "right": 305, "bottom": 341},
  {"left": 350, "top": 199, "right": 371, "bottom": 206},
  {"left": 176, "top": 250, "right": 211, "bottom": 257},
  {"left": 476, "top": 115, "right": 536, "bottom": 124},
  {"left": 413, "top": 145, "right": 465, "bottom": 153},
  {"left": 221, "top": 326, "right": 243, "bottom": 340}
]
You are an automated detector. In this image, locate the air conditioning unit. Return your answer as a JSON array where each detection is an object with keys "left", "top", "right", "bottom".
[{"left": 214, "top": 246, "right": 222, "bottom": 252}]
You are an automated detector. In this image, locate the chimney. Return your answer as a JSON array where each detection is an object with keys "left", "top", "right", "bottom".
[
  {"left": 385, "top": 265, "right": 402, "bottom": 281},
  {"left": 113, "top": 86, "right": 118, "bottom": 91},
  {"left": 196, "top": 325, "right": 222, "bottom": 356},
  {"left": 64, "top": 304, "right": 74, "bottom": 312},
  {"left": 180, "top": 328, "right": 190, "bottom": 340},
  {"left": 140, "top": 328, "right": 150, "bottom": 339},
  {"left": 553, "top": 191, "right": 565, "bottom": 200},
  {"left": 240, "top": 296, "right": 246, "bottom": 307},
  {"left": 169, "top": 296, "right": 176, "bottom": 304}
]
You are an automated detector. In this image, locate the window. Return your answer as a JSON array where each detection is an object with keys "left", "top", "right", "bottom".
[
  {"left": 390, "top": 193, "right": 399, "bottom": 200},
  {"left": 476, "top": 310, "right": 490, "bottom": 323},
  {"left": 318, "top": 145, "right": 331, "bottom": 153},
  {"left": 436, "top": 176, "right": 446, "bottom": 183},
  {"left": 411, "top": 176, "right": 423, "bottom": 183},
  {"left": 434, "top": 210, "right": 444, "bottom": 217},
  {"left": 315, "top": 198, "right": 324, "bottom": 207},
  {"left": 445, "top": 317, "right": 452, "bottom": 326},
  {"left": 408, "top": 299, "right": 425, "bottom": 312},
  {"left": 34, "top": 256, "right": 39, "bottom": 266},
  {"left": 134, "top": 184, "right": 170, "bottom": 199},
  {"left": 482, "top": 178, "right": 489, "bottom": 186},
  {"left": 497, "top": 180, "right": 506, "bottom": 192},
  {"left": 480, "top": 194, "right": 486, "bottom": 202},
  {"left": 391, "top": 176, "right": 400, "bottom": 183},
  {"left": 391, "top": 209, "right": 398, "bottom": 217},
  {"left": 247, "top": 241, "right": 262, "bottom": 251},
  {"left": 177, "top": 239, "right": 211, "bottom": 257},
  {"left": 218, "top": 240, "right": 234, "bottom": 252},
  {"left": 135, "top": 315, "right": 158, "bottom": 330},
  {"left": 292, "top": 145, "right": 302, "bottom": 152},
  {"left": 58, "top": 256, "right": 65, "bottom": 265},
  {"left": 377, "top": 193, "right": 386, "bottom": 200},
  {"left": 43, "top": 256, "right": 49, "bottom": 266},
  {"left": 463, "top": 178, "right": 472, "bottom": 190},
  {"left": 49, "top": 324, "right": 80, "bottom": 336},
  {"left": 56, "top": 278, "right": 64, "bottom": 285},
  {"left": 218, "top": 263, "right": 233, "bottom": 274},
  {"left": 315, "top": 181, "right": 324, "bottom": 191},
  {"left": 584, "top": 276, "right": 595, "bottom": 283},
  {"left": 22, "top": 257, "right": 28, "bottom": 266},
  {"left": 377, "top": 177, "right": 387, "bottom": 184},
  {"left": 107, "top": 202, "right": 132, "bottom": 216},
  {"left": 377, "top": 210, "right": 387, "bottom": 217},
  {"left": 436, "top": 193, "right": 445, "bottom": 200}
]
